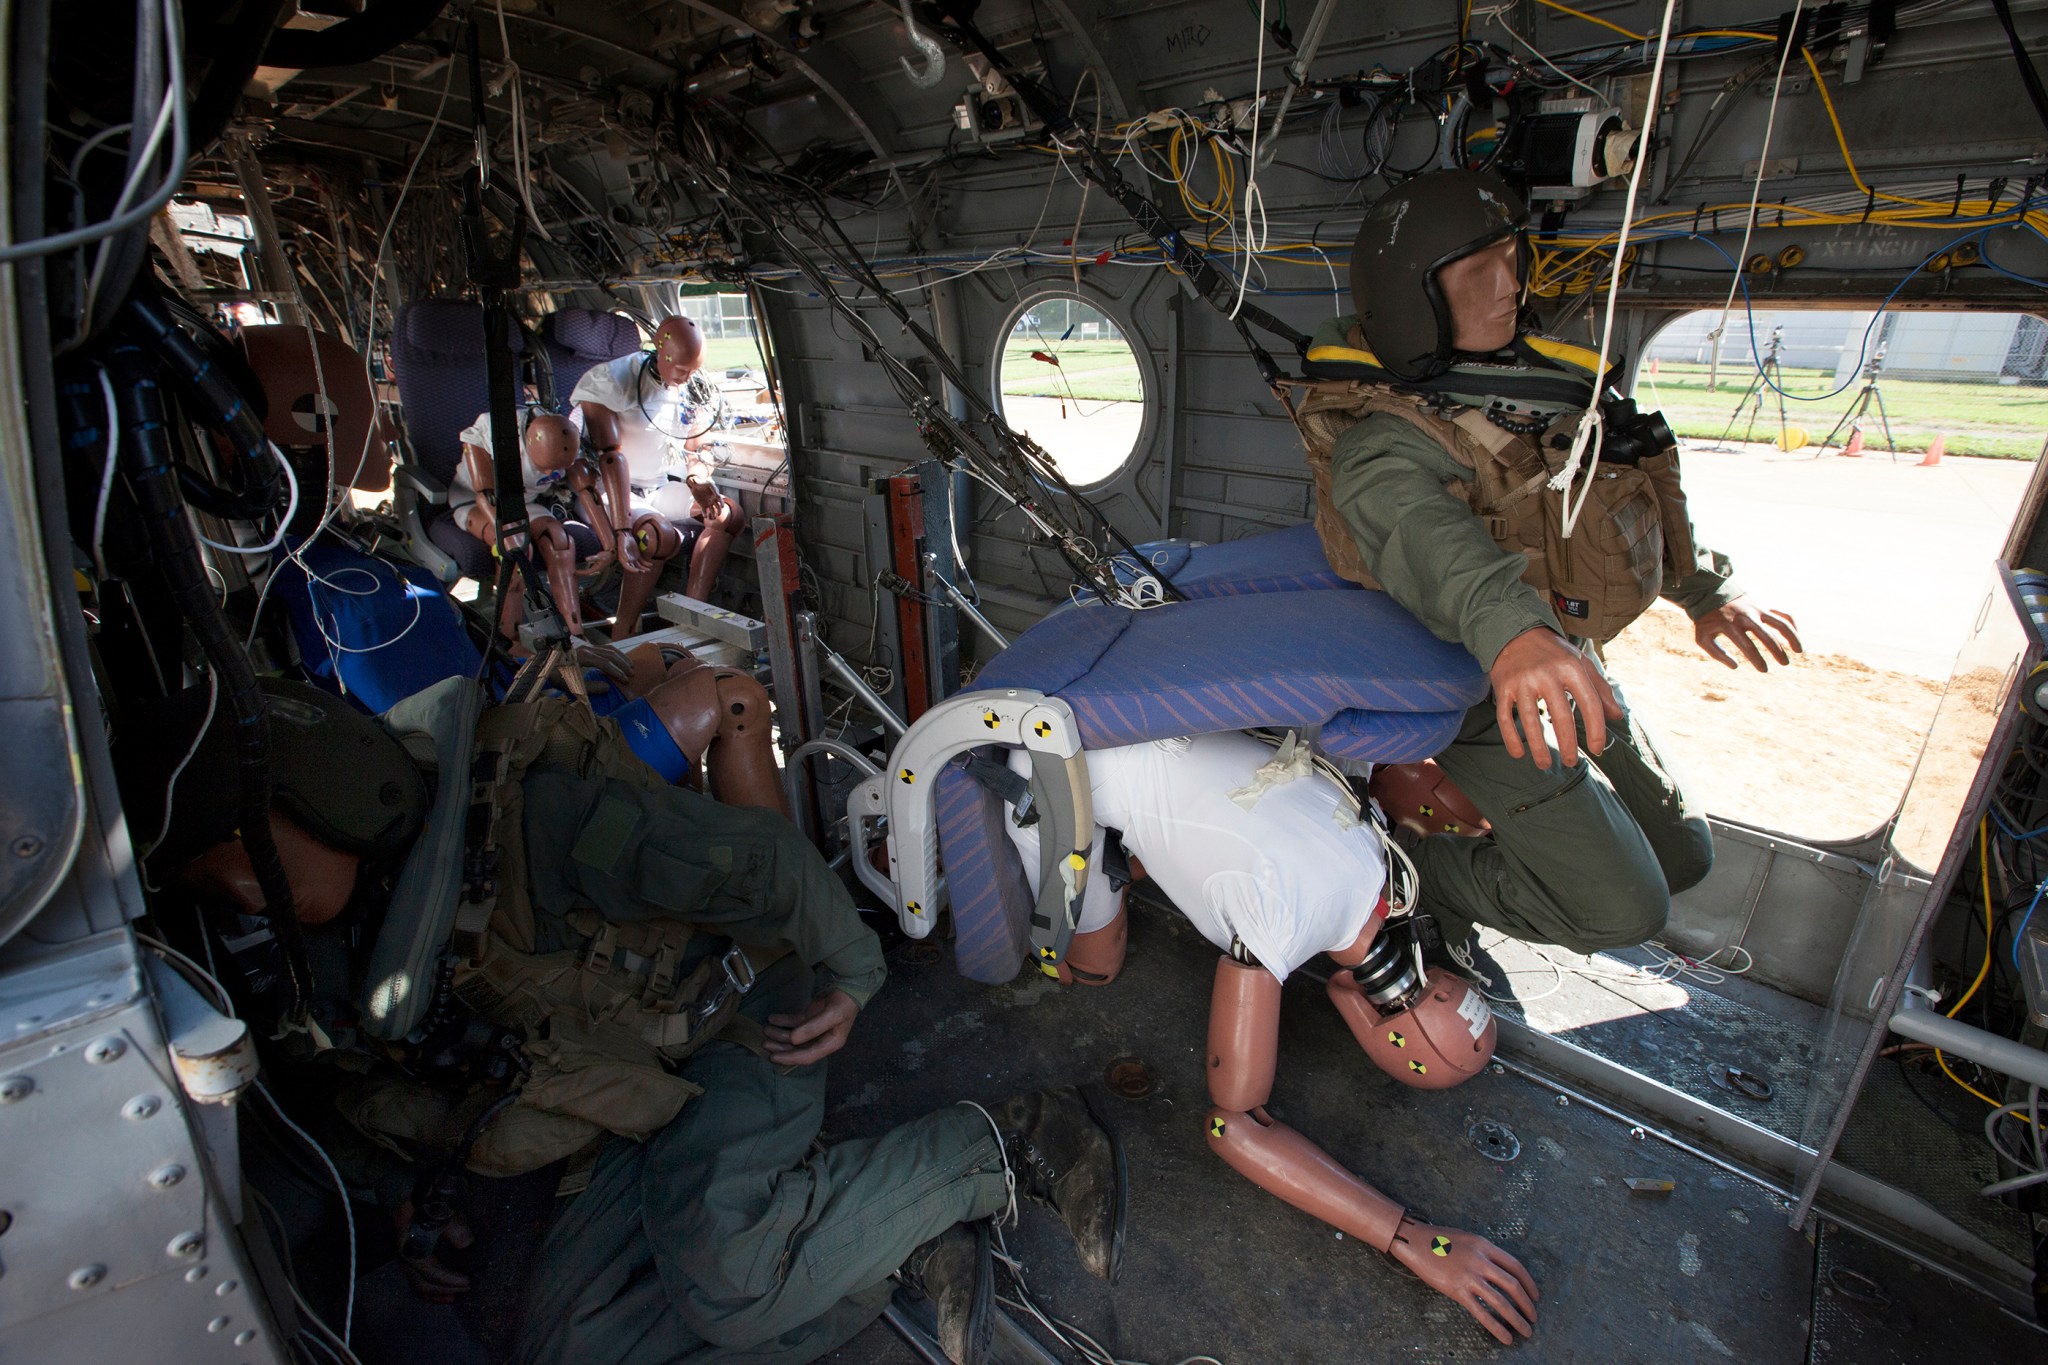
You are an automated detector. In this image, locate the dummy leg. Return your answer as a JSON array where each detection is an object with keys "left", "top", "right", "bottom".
[
  {"left": 613, "top": 512, "right": 682, "bottom": 638},
  {"left": 494, "top": 568, "right": 528, "bottom": 648},
  {"left": 529, "top": 515, "right": 588, "bottom": 639},
  {"left": 512, "top": 957, "right": 1010, "bottom": 1365},
  {"left": 1056, "top": 894, "right": 1128, "bottom": 985},
  {"left": 1406, "top": 697, "right": 1681, "bottom": 955},
  {"left": 643, "top": 661, "right": 790, "bottom": 816},
  {"left": 683, "top": 493, "right": 746, "bottom": 601}
]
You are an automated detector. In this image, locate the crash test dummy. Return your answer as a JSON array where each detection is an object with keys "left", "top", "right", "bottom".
[
  {"left": 1003, "top": 731, "right": 1541, "bottom": 1345},
  {"left": 571, "top": 316, "right": 747, "bottom": 632},
  {"left": 118, "top": 676, "right": 1127, "bottom": 1365},
  {"left": 451, "top": 410, "right": 612, "bottom": 648},
  {"left": 1297, "top": 169, "right": 1803, "bottom": 967}
]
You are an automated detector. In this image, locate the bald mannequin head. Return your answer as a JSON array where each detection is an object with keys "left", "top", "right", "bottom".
[
  {"left": 524, "top": 411, "right": 581, "bottom": 472},
  {"left": 652, "top": 317, "right": 704, "bottom": 386}
]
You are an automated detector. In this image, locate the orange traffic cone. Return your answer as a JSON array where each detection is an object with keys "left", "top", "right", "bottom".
[
  {"left": 1919, "top": 434, "right": 1946, "bottom": 467},
  {"left": 1842, "top": 429, "right": 1864, "bottom": 458}
]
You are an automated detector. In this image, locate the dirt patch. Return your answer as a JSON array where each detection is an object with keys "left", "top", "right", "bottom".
[{"left": 1604, "top": 601, "right": 1947, "bottom": 841}]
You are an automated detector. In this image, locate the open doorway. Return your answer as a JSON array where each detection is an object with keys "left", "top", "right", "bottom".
[{"left": 1605, "top": 309, "right": 2045, "bottom": 842}]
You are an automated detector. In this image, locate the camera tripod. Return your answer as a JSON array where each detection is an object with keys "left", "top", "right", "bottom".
[
  {"left": 1815, "top": 344, "right": 1899, "bottom": 461},
  {"left": 1710, "top": 325, "right": 1790, "bottom": 450}
]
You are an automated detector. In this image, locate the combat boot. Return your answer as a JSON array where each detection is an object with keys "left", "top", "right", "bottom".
[
  {"left": 987, "top": 1085, "right": 1127, "bottom": 1282},
  {"left": 901, "top": 1220, "right": 992, "bottom": 1365}
]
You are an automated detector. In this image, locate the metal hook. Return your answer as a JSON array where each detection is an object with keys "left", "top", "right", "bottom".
[{"left": 899, "top": 1, "right": 945, "bottom": 88}]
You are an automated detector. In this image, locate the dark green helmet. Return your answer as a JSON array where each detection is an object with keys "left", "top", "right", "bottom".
[{"left": 1349, "top": 170, "right": 1529, "bottom": 381}]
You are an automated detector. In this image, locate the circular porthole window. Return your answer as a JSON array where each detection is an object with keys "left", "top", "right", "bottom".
[{"left": 996, "top": 295, "right": 1147, "bottom": 487}]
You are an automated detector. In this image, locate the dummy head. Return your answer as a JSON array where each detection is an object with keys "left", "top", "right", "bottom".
[
  {"left": 178, "top": 811, "right": 362, "bottom": 926},
  {"left": 1348, "top": 169, "right": 1528, "bottom": 380},
  {"left": 652, "top": 316, "right": 704, "bottom": 386},
  {"left": 524, "top": 412, "right": 580, "bottom": 472}
]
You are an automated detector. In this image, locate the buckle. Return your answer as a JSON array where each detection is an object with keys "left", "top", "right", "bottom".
[{"left": 721, "top": 944, "right": 757, "bottom": 996}]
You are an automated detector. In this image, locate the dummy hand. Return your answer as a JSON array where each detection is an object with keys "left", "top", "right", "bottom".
[
  {"left": 617, "top": 528, "right": 650, "bottom": 575},
  {"left": 1694, "top": 597, "right": 1802, "bottom": 672},
  {"left": 1489, "top": 628, "right": 1623, "bottom": 771},
  {"left": 393, "top": 1203, "right": 473, "bottom": 1305},
  {"left": 1390, "top": 1216, "right": 1540, "bottom": 1345},
  {"left": 577, "top": 548, "right": 615, "bottom": 578},
  {"left": 573, "top": 638, "right": 635, "bottom": 684},
  {"left": 764, "top": 989, "right": 858, "bottom": 1066}
]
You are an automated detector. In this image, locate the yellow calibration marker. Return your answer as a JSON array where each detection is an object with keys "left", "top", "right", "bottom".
[
  {"left": 1431, "top": 1236, "right": 1452, "bottom": 1258},
  {"left": 1209, "top": 1117, "right": 1227, "bottom": 1138}
]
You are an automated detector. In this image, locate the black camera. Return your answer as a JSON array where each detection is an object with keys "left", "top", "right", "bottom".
[{"left": 1594, "top": 394, "right": 1675, "bottom": 466}]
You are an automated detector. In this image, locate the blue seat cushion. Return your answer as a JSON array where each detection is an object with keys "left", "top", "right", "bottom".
[
  {"left": 542, "top": 308, "right": 642, "bottom": 407},
  {"left": 936, "top": 588, "right": 1486, "bottom": 982},
  {"left": 271, "top": 540, "right": 483, "bottom": 714},
  {"left": 1115, "top": 523, "right": 1356, "bottom": 599}
]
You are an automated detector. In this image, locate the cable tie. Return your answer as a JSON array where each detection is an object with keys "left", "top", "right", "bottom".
[
  {"left": 1861, "top": 186, "right": 1875, "bottom": 223},
  {"left": 1951, "top": 174, "right": 1966, "bottom": 217}
]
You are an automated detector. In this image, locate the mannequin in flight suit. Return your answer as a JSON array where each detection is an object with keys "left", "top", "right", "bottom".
[
  {"left": 573, "top": 317, "right": 747, "bottom": 633},
  {"left": 143, "top": 680, "right": 1125, "bottom": 1365},
  {"left": 1310, "top": 170, "right": 1803, "bottom": 963}
]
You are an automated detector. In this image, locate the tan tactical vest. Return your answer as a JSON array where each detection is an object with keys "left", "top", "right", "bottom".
[
  {"left": 1285, "top": 378, "right": 1696, "bottom": 645},
  {"left": 370, "top": 698, "right": 786, "bottom": 1178}
]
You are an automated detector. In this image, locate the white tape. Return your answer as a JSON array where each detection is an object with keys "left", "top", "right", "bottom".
[{"left": 1457, "top": 988, "right": 1493, "bottom": 1040}]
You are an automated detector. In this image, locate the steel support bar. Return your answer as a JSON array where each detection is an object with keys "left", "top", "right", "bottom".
[
  {"left": 928, "top": 564, "right": 1009, "bottom": 651},
  {"left": 1889, "top": 1001, "right": 2048, "bottom": 1089},
  {"left": 815, "top": 634, "right": 908, "bottom": 737}
]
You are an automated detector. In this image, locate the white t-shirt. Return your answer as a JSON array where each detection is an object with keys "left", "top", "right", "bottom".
[
  {"left": 569, "top": 353, "right": 707, "bottom": 487},
  {"left": 1002, "top": 731, "right": 1385, "bottom": 981},
  {"left": 449, "top": 411, "right": 563, "bottom": 520}
]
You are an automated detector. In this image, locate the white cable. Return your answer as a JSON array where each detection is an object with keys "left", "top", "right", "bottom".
[
  {"left": 954, "top": 1100, "right": 1019, "bottom": 1227},
  {"left": 140, "top": 665, "right": 216, "bottom": 860},
  {"left": 1229, "top": 1, "right": 1270, "bottom": 320},
  {"left": 1, "top": 0, "right": 187, "bottom": 265},
  {"left": 91, "top": 368, "right": 123, "bottom": 579},
  {"left": 1480, "top": 6, "right": 1611, "bottom": 103},
  {"left": 134, "top": 931, "right": 235, "bottom": 1013},
  {"left": 80, "top": 0, "right": 187, "bottom": 320},
  {"left": 257, "top": 1082, "right": 357, "bottom": 1348},
  {"left": 493, "top": 0, "right": 554, "bottom": 242},
  {"left": 1547, "top": 0, "right": 1680, "bottom": 538},
  {"left": 289, "top": 1281, "right": 368, "bottom": 1365},
  {"left": 192, "top": 443, "right": 299, "bottom": 554},
  {"left": 1707, "top": 1, "right": 1804, "bottom": 354}
]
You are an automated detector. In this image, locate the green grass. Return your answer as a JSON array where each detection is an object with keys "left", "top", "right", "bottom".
[
  {"left": 1641, "top": 360, "right": 2048, "bottom": 460},
  {"left": 999, "top": 339, "right": 1146, "bottom": 402},
  {"left": 699, "top": 334, "right": 772, "bottom": 376}
]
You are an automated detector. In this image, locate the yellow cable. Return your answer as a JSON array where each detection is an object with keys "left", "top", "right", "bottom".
[
  {"left": 1932, "top": 819, "right": 2038, "bottom": 1127},
  {"left": 1535, "top": 0, "right": 1643, "bottom": 40}
]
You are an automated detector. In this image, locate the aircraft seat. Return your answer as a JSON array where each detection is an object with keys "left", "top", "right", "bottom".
[
  {"left": 389, "top": 300, "right": 531, "bottom": 584},
  {"left": 540, "top": 308, "right": 643, "bottom": 407},
  {"left": 928, "top": 526, "right": 1488, "bottom": 982}
]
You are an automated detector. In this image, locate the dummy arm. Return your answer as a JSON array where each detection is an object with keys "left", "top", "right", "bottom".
[
  {"left": 1204, "top": 957, "right": 1539, "bottom": 1344},
  {"left": 565, "top": 457, "right": 615, "bottom": 564},
  {"left": 579, "top": 402, "right": 646, "bottom": 572},
  {"left": 459, "top": 441, "right": 513, "bottom": 547}
]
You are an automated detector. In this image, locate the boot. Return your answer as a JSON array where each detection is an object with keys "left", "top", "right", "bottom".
[
  {"left": 902, "top": 1220, "right": 992, "bottom": 1365},
  {"left": 987, "top": 1085, "right": 1127, "bottom": 1282}
]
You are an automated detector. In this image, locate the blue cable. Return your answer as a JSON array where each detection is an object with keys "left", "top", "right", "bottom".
[{"left": 2014, "top": 879, "right": 2048, "bottom": 973}]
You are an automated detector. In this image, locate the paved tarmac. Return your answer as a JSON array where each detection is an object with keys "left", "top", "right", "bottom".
[{"left": 1677, "top": 441, "right": 2038, "bottom": 678}]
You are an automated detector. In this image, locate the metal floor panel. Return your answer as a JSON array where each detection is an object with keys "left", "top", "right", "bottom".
[
  {"left": 822, "top": 899, "right": 1823, "bottom": 1364},
  {"left": 1478, "top": 934, "right": 1819, "bottom": 1145},
  {"left": 1806, "top": 1218, "right": 2046, "bottom": 1363}
]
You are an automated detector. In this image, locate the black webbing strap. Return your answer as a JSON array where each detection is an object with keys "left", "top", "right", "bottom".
[
  {"left": 926, "top": 1, "right": 1311, "bottom": 388},
  {"left": 460, "top": 18, "right": 547, "bottom": 634},
  {"left": 962, "top": 752, "right": 1037, "bottom": 826}
]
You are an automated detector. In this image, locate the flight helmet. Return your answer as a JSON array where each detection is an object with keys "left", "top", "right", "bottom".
[{"left": 1349, "top": 169, "right": 1529, "bottom": 381}]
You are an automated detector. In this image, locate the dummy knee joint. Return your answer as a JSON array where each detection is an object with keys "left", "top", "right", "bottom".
[
  {"left": 630, "top": 512, "right": 683, "bottom": 563},
  {"left": 1056, "top": 899, "right": 1128, "bottom": 986},
  {"left": 710, "top": 668, "right": 769, "bottom": 741}
]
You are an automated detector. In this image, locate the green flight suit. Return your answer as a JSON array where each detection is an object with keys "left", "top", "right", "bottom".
[
  {"left": 1313, "top": 314, "right": 1740, "bottom": 954},
  {"left": 512, "top": 770, "right": 1011, "bottom": 1364}
]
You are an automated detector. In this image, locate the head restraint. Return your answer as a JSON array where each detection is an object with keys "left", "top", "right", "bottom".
[{"left": 1350, "top": 169, "right": 1529, "bottom": 382}]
